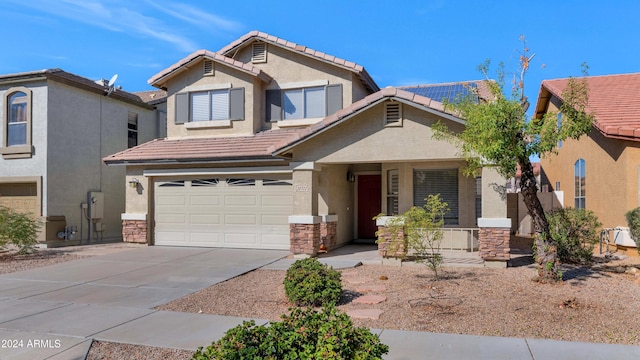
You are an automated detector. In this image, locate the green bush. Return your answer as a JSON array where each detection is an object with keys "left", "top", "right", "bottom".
[
  {"left": 624, "top": 207, "right": 640, "bottom": 255},
  {"left": 192, "top": 305, "right": 389, "bottom": 360},
  {"left": 284, "top": 258, "right": 342, "bottom": 307},
  {"left": 546, "top": 207, "right": 602, "bottom": 264},
  {"left": 0, "top": 206, "right": 40, "bottom": 254}
]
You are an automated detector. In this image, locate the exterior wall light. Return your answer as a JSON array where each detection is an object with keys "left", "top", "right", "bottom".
[{"left": 129, "top": 178, "right": 140, "bottom": 188}]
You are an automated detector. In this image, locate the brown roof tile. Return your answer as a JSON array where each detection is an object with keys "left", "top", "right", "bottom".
[
  {"left": 538, "top": 73, "right": 640, "bottom": 141},
  {"left": 148, "top": 50, "right": 272, "bottom": 89},
  {"left": 218, "top": 30, "right": 379, "bottom": 92},
  {"left": 134, "top": 89, "right": 167, "bottom": 105}
]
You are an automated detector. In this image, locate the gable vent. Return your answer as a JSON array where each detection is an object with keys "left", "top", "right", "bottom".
[
  {"left": 203, "top": 59, "right": 214, "bottom": 76},
  {"left": 251, "top": 42, "right": 267, "bottom": 63},
  {"left": 385, "top": 102, "right": 402, "bottom": 125}
]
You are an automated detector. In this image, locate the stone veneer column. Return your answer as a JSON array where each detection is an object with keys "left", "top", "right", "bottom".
[
  {"left": 478, "top": 218, "right": 511, "bottom": 265},
  {"left": 289, "top": 215, "right": 321, "bottom": 256},
  {"left": 375, "top": 216, "right": 406, "bottom": 258},
  {"left": 320, "top": 215, "right": 338, "bottom": 251},
  {"left": 121, "top": 214, "right": 147, "bottom": 244}
]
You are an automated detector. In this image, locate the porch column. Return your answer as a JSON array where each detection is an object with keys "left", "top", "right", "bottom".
[
  {"left": 289, "top": 162, "right": 321, "bottom": 256},
  {"left": 478, "top": 166, "right": 511, "bottom": 267}
]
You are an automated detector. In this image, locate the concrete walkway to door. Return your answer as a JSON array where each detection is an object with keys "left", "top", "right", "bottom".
[{"left": 0, "top": 245, "right": 288, "bottom": 359}]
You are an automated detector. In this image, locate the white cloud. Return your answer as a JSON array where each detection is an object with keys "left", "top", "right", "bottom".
[{"left": 142, "top": 0, "right": 242, "bottom": 32}]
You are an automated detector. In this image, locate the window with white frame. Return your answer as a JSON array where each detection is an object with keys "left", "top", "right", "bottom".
[
  {"left": 174, "top": 87, "right": 244, "bottom": 125},
  {"left": 413, "top": 169, "right": 459, "bottom": 225},
  {"left": 574, "top": 158, "right": 585, "bottom": 209},
  {"left": 266, "top": 84, "right": 342, "bottom": 122},
  {"left": 1, "top": 87, "right": 33, "bottom": 158}
]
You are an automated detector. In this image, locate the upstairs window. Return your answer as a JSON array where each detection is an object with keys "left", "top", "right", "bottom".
[
  {"left": 266, "top": 84, "right": 342, "bottom": 122},
  {"left": 2, "top": 87, "right": 33, "bottom": 159},
  {"left": 128, "top": 112, "right": 138, "bottom": 148},
  {"left": 574, "top": 158, "right": 585, "bottom": 209},
  {"left": 174, "top": 87, "right": 244, "bottom": 125}
]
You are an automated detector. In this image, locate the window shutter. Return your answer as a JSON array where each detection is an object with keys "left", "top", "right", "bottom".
[
  {"left": 413, "top": 169, "right": 459, "bottom": 225},
  {"left": 229, "top": 87, "right": 245, "bottom": 120},
  {"left": 175, "top": 92, "right": 189, "bottom": 124},
  {"left": 326, "top": 84, "right": 343, "bottom": 116},
  {"left": 266, "top": 89, "right": 282, "bottom": 122}
]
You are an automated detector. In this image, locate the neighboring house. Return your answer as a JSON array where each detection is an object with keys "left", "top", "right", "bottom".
[
  {"left": 0, "top": 69, "right": 166, "bottom": 247},
  {"left": 104, "top": 31, "right": 512, "bottom": 263},
  {"left": 535, "top": 73, "right": 640, "bottom": 249}
]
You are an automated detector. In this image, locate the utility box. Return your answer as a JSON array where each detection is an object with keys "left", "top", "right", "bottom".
[{"left": 88, "top": 191, "right": 104, "bottom": 219}]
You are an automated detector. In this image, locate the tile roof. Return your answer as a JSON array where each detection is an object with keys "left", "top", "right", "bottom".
[
  {"left": 148, "top": 50, "right": 273, "bottom": 90},
  {"left": 104, "top": 86, "right": 463, "bottom": 165},
  {"left": 536, "top": 73, "right": 640, "bottom": 141},
  {"left": 134, "top": 89, "right": 167, "bottom": 105},
  {"left": 218, "top": 30, "right": 379, "bottom": 93},
  {"left": 103, "top": 130, "right": 305, "bottom": 165},
  {"left": 0, "top": 69, "right": 152, "bottom": 108}
]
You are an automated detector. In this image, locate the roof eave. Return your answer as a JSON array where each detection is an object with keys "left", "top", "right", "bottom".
[{"left": 104, "top": 155, "right": 288, "bottom": 167}]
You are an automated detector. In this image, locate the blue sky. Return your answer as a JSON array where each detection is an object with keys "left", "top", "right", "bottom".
[{"left": 1, "top": 0, "right": 639, "bottom": 110}]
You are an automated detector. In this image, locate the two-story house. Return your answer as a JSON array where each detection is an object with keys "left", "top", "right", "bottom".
[
  {"left": 104, "top": 31, "right": 511, "bottom": 264},
  {"left": 0, "top": 69, "right": 165, "bottom": 247}
]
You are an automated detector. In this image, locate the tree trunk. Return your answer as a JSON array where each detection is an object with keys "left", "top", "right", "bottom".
[{"left": 518, "top": 157, "right": 560, "bottom": 281}]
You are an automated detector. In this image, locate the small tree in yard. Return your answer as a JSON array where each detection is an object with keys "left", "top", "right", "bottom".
[
  {"left": 0, "top": 206, "right": 40, "bottom": 254},
  {"left": 383, "top": 194, "right": 449, "bottom": 280},
  {"left": 434, "top": 37, "right": 594, "bottom": 282}
]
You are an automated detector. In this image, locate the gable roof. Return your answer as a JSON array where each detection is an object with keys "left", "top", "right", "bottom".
[
  {"left": 535, "top": 73, "right": 640, "bottom": 141},
  {"left": 0, "top": 69, "right": 153, "bottom": 109},
  {"left": 148, "top": 50, "right": 273, "bottom": 90},
  {"left": 219, "top": 30, "right": 379, "bottom": 93},
  {"left": 135, "top": 89, "right": 167, "bottom": 105}
]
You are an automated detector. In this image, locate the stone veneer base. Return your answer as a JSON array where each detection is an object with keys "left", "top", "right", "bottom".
[{"left": 122, "top": 220, "right": 147, "bottom": 244}]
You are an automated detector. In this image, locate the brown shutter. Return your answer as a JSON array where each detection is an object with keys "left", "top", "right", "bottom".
[
  {"left": 175, "top": 92, "right": 189, "bottom": 124},
  {"left": 326, "top": 84, "right": 342, "bottom": 116},
  {"left": 229, "top": 87, "right": 244, "bottom": 120},
  {"left": 266, "top": 89, "right": 281, "bottom": 122}
]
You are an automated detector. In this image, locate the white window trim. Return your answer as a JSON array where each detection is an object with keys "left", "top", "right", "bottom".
[
  {"left": 278, "top": 80, "right": 329, "bottom": 90},
  {"left": 184, "top": 119, "right": 232, "bottom": 129},
  {"left": 277, "top": 117, "right": 324, "bottom": 127}
]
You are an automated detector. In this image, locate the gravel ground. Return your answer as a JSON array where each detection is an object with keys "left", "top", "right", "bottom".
[{"left": 2, "top": 246, "right": 639, "bottom": 359}]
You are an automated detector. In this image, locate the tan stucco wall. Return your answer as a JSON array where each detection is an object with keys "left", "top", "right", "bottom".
[
  {"left": 291, "top": 101, "right": 464, "bottom": 163},
  {"left": 317, "top": 164, "right": 354, "bottom": 245},
  {"left": 540, "top": 95, "right": 640, "bottom": 229},
  {"left": 165, "top": 59, "right": 257, "bottom": 138}
]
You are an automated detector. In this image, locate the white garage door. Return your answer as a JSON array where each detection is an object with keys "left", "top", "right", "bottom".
[{"left": 154, "top": 177, "right": 293, "bottom": 249}]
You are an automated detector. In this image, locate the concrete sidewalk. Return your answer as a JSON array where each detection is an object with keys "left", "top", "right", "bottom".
[{"left": 0, "top": 244, "right": 639, "bottom": 359}]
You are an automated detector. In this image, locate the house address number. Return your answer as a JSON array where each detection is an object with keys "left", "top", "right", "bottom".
[{"left": 295, "top": 185, "right": 309, "bottom": 192}]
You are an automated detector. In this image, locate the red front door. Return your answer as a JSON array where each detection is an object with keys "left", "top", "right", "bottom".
[{"left": 357, "top": 174, "right": 381, "bottom": 239}]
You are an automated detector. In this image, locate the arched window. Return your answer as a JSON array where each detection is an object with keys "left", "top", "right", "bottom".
[
  {"left": 2, "top": 87, "right": 33, "bottom": 158},
  {"left": 574, "top": 159, "right": 585, "bottom": 209}
]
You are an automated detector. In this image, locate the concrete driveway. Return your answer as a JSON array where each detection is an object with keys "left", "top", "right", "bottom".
[{"left": 0, "top": 246, "right": 288, "bottom": 359}]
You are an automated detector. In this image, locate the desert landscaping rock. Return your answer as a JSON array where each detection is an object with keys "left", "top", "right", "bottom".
[
  {"left": 356, "top": 284, "right": 387, "bottom": 293},
  {"left": 346, "top": 308, "right": 385, "bottom": 320},
  {"left": 353, "top": 294, "right": 387, "bottom": 304},
  {"left": 342, "top": 276, "right": 371, "bottom": 284}
]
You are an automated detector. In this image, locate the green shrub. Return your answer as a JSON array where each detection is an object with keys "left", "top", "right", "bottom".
[
  {"left": 0, "top": 206, "right": 40, "bottom": 254},
  {"left": 192, "top": 305, "right": 389, "bottom": 360},
  {"left": 546, "top": 207, "right": 601, "bottom": 264},
  {"left": 284, "top": 258, "right": 342, "bottom": 307},
  {"left": 624, "top": 207, "right": 640, "bottom": 255}
]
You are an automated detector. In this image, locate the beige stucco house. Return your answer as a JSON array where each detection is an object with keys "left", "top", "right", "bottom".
[
  {"left": 104, "top": 31, "right": 512, "bottom": 263},
  {"left": 535, "top": 73, "right": 640, "bottom": 251},
  {"left": 0, "top": 69, "right": 166, "bottom": 247}
]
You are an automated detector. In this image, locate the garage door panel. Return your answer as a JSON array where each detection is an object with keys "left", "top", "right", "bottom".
[
  {"left": 155, "top": 231, "right": 186, "bottom": 245},
  {"left": 261, "top": 214, "right": 288, "bottom": 225},
  {"left": 190, "top": 232, "right": 221, "bottom": 245},
  {"left": 190, "top": 195, "right": 220, "bottom": 206},
  {"left": 225, "top": 233, "right": 257, "bottom": 244},
  {"left": 225, "top": 214, "right": 257, "bottom": 225},
  {"left": 156, "top": 213, "right": 186, "bottom": 224},
  {"left": 224, "top": 195, "right": 257, "bottom": 206},
  {"left": 157, "top": 195, "right": 186, "bottom": 206},
  {"left": 190, "top": 214, "right": 220, "bottom": 225},
  {"left": 261, "top": 195, "right": 293, "bottom": 206}
]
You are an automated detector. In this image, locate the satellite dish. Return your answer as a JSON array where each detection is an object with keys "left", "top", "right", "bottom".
[
  {"left": 107, "top": 74, "right": 118, "bottom": 87},
  {"left": 106, "top": 74, "right": 118, "bottom": 96}
]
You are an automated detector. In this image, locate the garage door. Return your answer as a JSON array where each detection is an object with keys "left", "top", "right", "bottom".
[
  {"left": 154, "top": 177, "right": 293, "bottom": 249},
  {"left": 0, "top": 183, "right": 39, "bottom": 217}
]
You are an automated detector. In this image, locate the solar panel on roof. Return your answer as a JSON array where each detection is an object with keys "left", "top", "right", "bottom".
[{"left": 403, "top": 83, "right": 479, "bottom": 104}]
